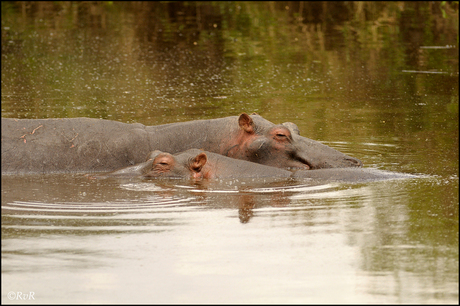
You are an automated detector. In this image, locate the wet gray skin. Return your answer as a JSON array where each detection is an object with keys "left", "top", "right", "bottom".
[
  {"left": 1, "top": 114, "right": 362, "bottom": 174},
  {"left": 95, "top": 149, "right": 412, "bottom": 183}
]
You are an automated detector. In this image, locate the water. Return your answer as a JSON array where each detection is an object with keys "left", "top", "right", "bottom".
[
  {"left": 1, "top": 2, "right": 458, "bottom": 304},
  {"left": 3, "top": 174, "right": 456, "bottom": 303}
]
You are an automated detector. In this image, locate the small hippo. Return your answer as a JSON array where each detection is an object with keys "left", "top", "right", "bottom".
[
  {"left": 92, "top": 149, "right": 294, "bottom": 180},
  {"left": 94, "top": 149, "right": 416, "bottom": 182}
]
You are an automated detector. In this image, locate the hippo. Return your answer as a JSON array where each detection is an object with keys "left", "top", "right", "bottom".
[
  {"left": 93, "top": 149, "right": 292, "bottom": 180},
  {"left": 1, "top": 113, "right": 362, "bottom": 174},
  {"left": 94, "top": 149, "right": 415, "bottom": 183}
]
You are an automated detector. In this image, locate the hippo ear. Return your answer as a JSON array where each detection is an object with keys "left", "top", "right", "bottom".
[
  {"left": 282, "top": 122, "right": 300, "bottom": 135},
  {"left": 191, "top": 153, "right": 207, "bottom": 172},
  {"left": 238, "top": 113, "right": 255, "bottom": 134}
]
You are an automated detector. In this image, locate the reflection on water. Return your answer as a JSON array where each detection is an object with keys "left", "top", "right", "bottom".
[
  {"left": 2, "top": 173, "right": 458, "bottom": 303},
  {"left": 1, "top": 1, "right": 458, "bottom": 304}
]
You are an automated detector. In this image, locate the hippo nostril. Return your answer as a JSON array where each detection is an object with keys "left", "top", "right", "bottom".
[
  {"left": 347, "top": 157, "right": 363, "bottom": 167},
  {"left": 295, "top": 156, "right": 312, "bottom": 170}
]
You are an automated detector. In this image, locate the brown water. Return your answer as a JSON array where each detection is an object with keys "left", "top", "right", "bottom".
[{"left": 2, "top": 2, "right": 458, "bottom": 303}]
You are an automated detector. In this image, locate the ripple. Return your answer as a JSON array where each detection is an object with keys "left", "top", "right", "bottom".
[
  {"left": 187, "top": 189, "right": 240, "bottom": 194},
  {"left": 1, "top": 196, "right": 201, "bottom": 235},
  {"left": 173, "top": 182, "right": 338, "bottom": 194},
  {"left": 2, "top": 193, "right": 198, "bottom": 215},
  {"left": 119, "top": 182, "right": 169, "bottom": 192},
  {"left": 244, "top": 183, "right": 337, "bottom": 194},
  {"left": 360, "top": 142, "right": 397, "bottom": 147},
  {"left": 289, "top": 187, "right": 368, "bottom": 200}
]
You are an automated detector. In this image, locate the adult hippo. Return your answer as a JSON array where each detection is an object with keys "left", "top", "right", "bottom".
[
  {"left": 1, "top": 113, "right": 362, "bottom": 174},
  {"left": 94, "top": 149, "right": 414, "bottom": 182}
]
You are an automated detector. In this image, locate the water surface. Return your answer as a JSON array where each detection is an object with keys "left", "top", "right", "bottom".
[{"left": 2, "top": 2, "right": 458, "bottom": 304}]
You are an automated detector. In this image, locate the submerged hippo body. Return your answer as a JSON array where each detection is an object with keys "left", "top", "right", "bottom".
[
  {"left": 98, "top": 149, "right": 414, "bottom": 183},
  {"left": 1, "top": 113, "right": 362, "bottom": 174}
]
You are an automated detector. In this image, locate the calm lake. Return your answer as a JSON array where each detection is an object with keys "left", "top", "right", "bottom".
[{"left": 2, "top": 2, "right": 458, "bottom": 304}]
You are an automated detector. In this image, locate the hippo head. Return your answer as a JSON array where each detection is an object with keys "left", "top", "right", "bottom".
[
  {"left": 280, "top": 120, "right": 363, "bottom": 169},
  {"left": 223, "top": 113, "right": 310, "bottom": 170},
  {"left": 143, "top": 150, "right": 207, "bottom": 179},
  {"left": 223, "top": 113, "right": 362, "bottom": 170}
]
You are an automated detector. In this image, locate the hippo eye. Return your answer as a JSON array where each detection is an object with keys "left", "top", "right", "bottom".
[
  {"left": 274, "top": 133, "right": 289, "bottom": 141},
  {"left": 271, "top": 127, "right": 292, "bottom": 142}
]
